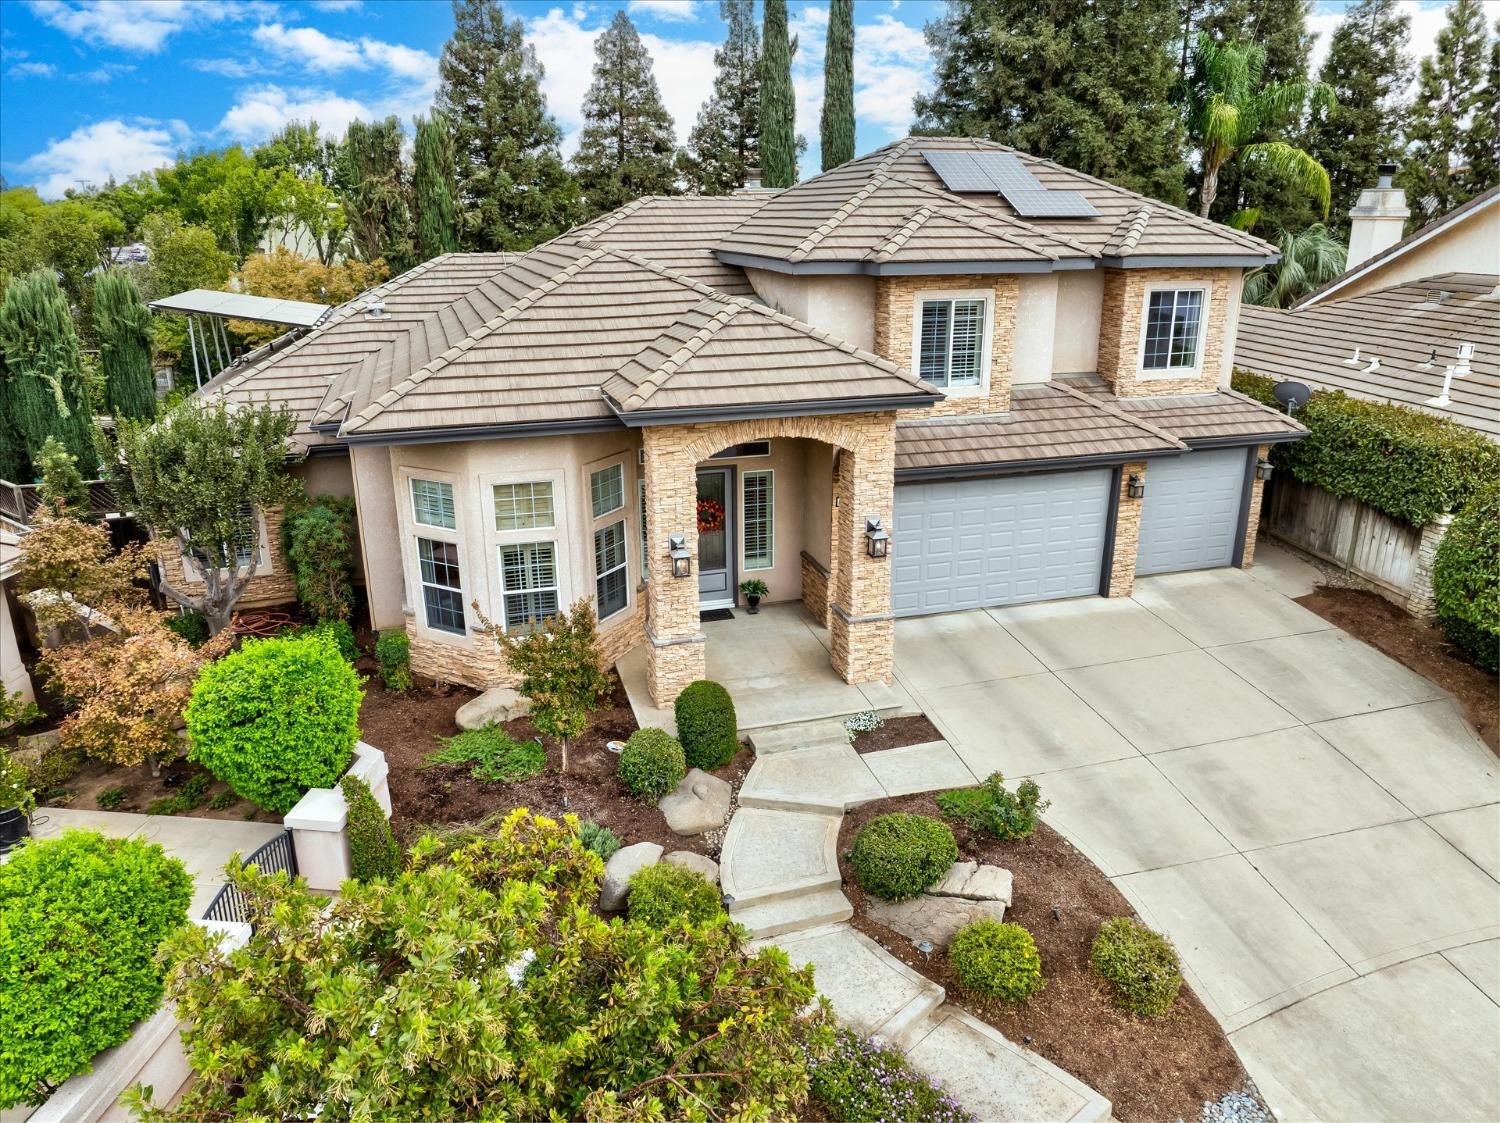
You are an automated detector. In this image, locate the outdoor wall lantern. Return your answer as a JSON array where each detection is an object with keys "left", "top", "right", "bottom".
[
  {"left": 668, "top": 534, "right": 692, "bottom": 578},
  {"left": 1127, "top": 474, "right": 1146, "bottom": 500},
  {"left": 1256, "top": 458, "right": 1274, "bottom": 481},
  {"left": 865, "top": 517, "right": 890, "bottom": 558}
]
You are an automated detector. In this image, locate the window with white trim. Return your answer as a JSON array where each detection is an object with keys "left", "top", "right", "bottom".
[
  {"left": 416, "top": 537, "right": 465, "bottom": 635},
  {"left": 182, "top": 502, "right": 265, "bottom": 576},
  {"left": 1141, "top": 289, "right": 1205, "bottom": 371},
  {"left": 743, "top": 470, "right": 773, "bottom": 570},
  {"left": 590, "top": 464, "right": 624, "bottom": 518},
  {"left": 411, "top": 478, "right": 456, "bottom": 529},
  {"left": 917, "top": 297, "right": 986, "bottom": 388},
  {"left": 594, "top": 520, "right": 628, "bottom": 620},
  {"left": 493, "top": 481, "right": 554, "bottom": 531},
  {"left": 499, "top": 541, "right": 559, "bottom": 631}
]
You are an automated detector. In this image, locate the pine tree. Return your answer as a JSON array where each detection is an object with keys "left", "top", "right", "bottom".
[
  {"left": 0, "top": 269, "right": 98, "bottom": 479},
  {"left": 437, "top": 0, "right": 582, "bottom": 250},
  {"left": 760, "top": 0, "right": 796, "bottom": 189},
  {"left": 680, "top": 0, "right": 761, "bottom": 195},
  {"left": 571, "top": 11, "right": 679, "bottom": 217},
  {"left": 92, "top": 268, "right": 156, "bottom": 421},
  {"left": 914, "top": 0, "right": 1189, "bottom": 206},
  {"left": 412, "top": 111, "right": 460, "bottom": 262},
  {"left": 338, "top": 117, "right": 414, "bottom": 272},
  {"left": 1301, "top": 0, "right": 1412, "bottom": 239},
  {"left": 1402, "top": 0, "right": 1491, "bottom": 223},
  {"left": 820, "top": 0, "right": 855, "bottom": 171},
  {"left": 1463, "top": 23, "right": 1500, "bottom": 197}
]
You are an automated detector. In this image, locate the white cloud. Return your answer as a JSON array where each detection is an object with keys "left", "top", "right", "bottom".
[
  {"left": 359, "top": 38, "right": 439, "bottom": 84},
  {"left": 25, "top": 0, "right": 202, "bottom": 53},
  {"left": 8, "top": 61, "right": 56, "bottom": 78},
  {"left": 217, "top": 84, "right": 374, "bottom": 142},
  {"left": 628, "top": 0, "right": 700, "bottom": 21},
  {"left": 20, "top": 119, "right": 177, "bottom": 197},
  {"left": 252, "top": 22, "right": 365, "bottom": 72},
  {"left": 187, "top": 56, "right": 269, "bottom": 78},
  {"left": 640, "top": 32, "right": 717, "bottom": 142},
  {"left": 310, "top": 0, "right": 363, "bottom": 10},
  {"left": 72, "top": 62, "right": 136, "bottom": 82}
]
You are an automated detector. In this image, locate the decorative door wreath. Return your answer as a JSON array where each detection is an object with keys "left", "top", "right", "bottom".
[{"left": 696, "top": 497, "right": 725, "bottom": 534}]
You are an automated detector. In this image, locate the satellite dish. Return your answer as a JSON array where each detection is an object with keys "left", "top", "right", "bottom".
[{"left": 1273, "top": 381, "right": 1312, "bottom": 414}]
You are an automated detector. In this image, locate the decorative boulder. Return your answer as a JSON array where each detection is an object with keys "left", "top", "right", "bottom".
[
  {"left": 928, "top": 860, "right": 1013, "bottom": 906},
  {"left": 866, "top": 861, "right": 1013, "bottom": 947},
  {"left": 663, "top": 850, "right": 720, "bottom": 885},
  {"left": 599, "top": 841, "right": 663, "bottom": 911},
  {"left": 455, "top": 686, "right": 531, "bottom": 731},
  {"left": 658, "top": 768, "right": 732, "bottom": 836}
]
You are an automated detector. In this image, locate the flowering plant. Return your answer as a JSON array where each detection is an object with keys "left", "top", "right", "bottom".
[{"left": 696, "top": 497, "right": 725, "bottom": 534}]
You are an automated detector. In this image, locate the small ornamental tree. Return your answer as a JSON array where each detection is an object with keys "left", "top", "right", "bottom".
[
  {"left": 34, "top": 437, "right": 90, "bottom": 515},
  {"left": 476, "top": 598, "right": 611, "bottom": 773},
  {"left": 116, "top": 398, "right": 298, "bottom": 635},
  {"left": 14, "top": 510, "right": 146, "bottom": 635},
  {"left": 284, "top": 495, "right": 357, "bottom": 622},
  {"left": 1, "top": 830, "right": 192, "bottom": 1109},
  {"left": 129, "top": 810, "right": 830, "bottom": 1122}
]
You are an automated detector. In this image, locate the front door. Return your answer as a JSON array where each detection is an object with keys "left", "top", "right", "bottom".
[{"left": 696, "top": 467, "right": 735, "bottom": 608}]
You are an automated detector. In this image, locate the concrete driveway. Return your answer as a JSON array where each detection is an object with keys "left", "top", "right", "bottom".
[{"left": 895, "top": 547, "right": 1499, "bottom": 1123}]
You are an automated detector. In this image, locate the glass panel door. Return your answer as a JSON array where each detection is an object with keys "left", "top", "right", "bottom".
[{"left": 696, "top": 467, "right": 734, "bottom": 606}]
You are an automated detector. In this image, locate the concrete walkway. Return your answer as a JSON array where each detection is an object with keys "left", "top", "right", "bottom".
[
  {"left": 28, "top": 807, "right": 283, "bottom": 917},
  {"left": 896, "top": 544, "right": 1500, "bottom": 1123}
]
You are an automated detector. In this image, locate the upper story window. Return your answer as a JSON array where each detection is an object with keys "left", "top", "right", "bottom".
[
  {"left": 494, "top": 481, "right": 555, "bottom": 531},
  {"left": 1141, "top": 289, "right": 1206, "bottom": 372},
  {"left": 411, "top": 478, "right": 456, "bottom": 529},
  {"left": 590, "top": 464, "right": 624, "bottom": 518},
  {"left": 916, "top": 295, "right": 988, "bottom": 390}
]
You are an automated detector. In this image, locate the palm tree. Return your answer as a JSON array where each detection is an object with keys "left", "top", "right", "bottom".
[
  {"left": 1186, "top": 34, "right": 1337, "bottom": 219},
  {"left": 1242, "top": 224, "right": 1348, "bottom": 308}
]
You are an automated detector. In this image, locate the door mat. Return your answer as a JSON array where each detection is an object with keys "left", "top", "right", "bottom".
[{"left": 699, "top": 608, "right": 735, "bottom": 623}]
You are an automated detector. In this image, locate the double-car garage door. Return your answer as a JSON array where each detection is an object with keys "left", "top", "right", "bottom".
[{"left": 892, "top": 448, "right": 1250, "bottom": 617}]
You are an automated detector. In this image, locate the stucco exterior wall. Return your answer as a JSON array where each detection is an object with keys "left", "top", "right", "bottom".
[
  {"left": 1013, "top": 273, "right": 1059, "bottom": 385},
  {"left": 350, "top": 445, "right": 404, "bottom": 631},
  {"left": 1320, "top": 203, "right": 1499, "bottom": 304},
  {"left": 801, "top": 441, "right": 835, "bottom": 568},
  {"left": 1052, "top": 270, "right": 1104, "bottom": 374},
  {"left": 873, "top": 274, "right": 1018, "bottom": 415},
  {"left": 698, "top": 438, "right": 811, "bottom": 606},
  {"left": 743, "top": 269, "right": 877, "bottom": 351}
]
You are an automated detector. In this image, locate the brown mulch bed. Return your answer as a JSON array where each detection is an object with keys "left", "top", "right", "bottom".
[
  {"left": 39, "top": 756, "right": 277, "bottom": 822},
  {"left": 1297, "top": 585, "right": 1498, "bottom": 753},
  {"left": 838, "top": 793, "right": 1253, "bottom": 1123},
  {"left": 850, "top": 714, "right": 944, "bottom": 754},
  {"left": 359, "top": 670, "right": 751, "bottom": 855}
]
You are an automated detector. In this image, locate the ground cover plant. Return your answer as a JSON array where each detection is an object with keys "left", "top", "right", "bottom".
[
  {"left": 807, "top": 1027, "right": 973, "bottom": 1123},
  {"left": 1092, "top": 917, "right": 1183, "bottom": 1017},
  {"left": 577, "top": 819, "right": 621, "bottom": 861},
  {"left": 425, "top": 725, "right": 546, "bottom": 783},
  {"left": 937, "top": 771, "right": 1050, "bottom": 840},
  {"left": 849, "top": 812, "right": 957, "bottom": 901}
]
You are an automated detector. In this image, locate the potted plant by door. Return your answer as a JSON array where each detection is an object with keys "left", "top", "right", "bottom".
[
  {"left": 739, "top": 578, "right": 769, "bottom": 614},
  {"left": 0, "top": 749, "right": 37, "bottom": 854}
]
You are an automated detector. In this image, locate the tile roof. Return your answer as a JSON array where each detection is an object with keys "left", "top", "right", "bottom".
[
  {"left": 563, "top": 194, "right": 770, "bottom": 293},
  {"left": 1061, "top": 375, "right": 1307, "bottom": 445},
  {"left": 1234, "top": 273, "right": 1500, "bottom": 439}
]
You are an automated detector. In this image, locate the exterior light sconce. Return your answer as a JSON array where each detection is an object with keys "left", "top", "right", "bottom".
[
  {"left": 1256, "top": 458, "right": 1274, "bottom": 481},
  {"left": 668, "top": 534, "right": 692, "bottom": 578},
  {"left": 865, "top": 517, "right": 890, "bottom": 559},
  {"left": 1127, "top": 474, "right": 1146, "bottom": 500}
]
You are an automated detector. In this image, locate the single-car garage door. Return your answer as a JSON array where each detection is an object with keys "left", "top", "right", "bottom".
[
  {"left": 1137, "top": 448, "right": 1249, "bottom": 576},
  {"left": 892, "top": 469, "right": 1112, "bottom": 616}
]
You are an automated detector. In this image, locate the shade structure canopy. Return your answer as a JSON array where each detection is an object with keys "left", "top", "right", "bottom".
[{"left": 148, "top": 289, "right": 332, "bottom": 328}]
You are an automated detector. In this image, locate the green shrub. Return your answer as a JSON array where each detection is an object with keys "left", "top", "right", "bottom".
[
  {"left": 1232, "top": 371, "right": 1499, "bottom": 526},
  {"left": 342, "top": 775, "right": 401, "bottom": 881},
  {"left": 1090, "top": 917, "right": 1182, "bottom": 1016},
  {"left": 618, "top": 728, "right": 686, "bottom": 801},
  {"left": 1433, "top": 482, "right": 1499, "bottom": 673},
  {"left": 284, "top": 497, "right": 356, "bottom": 623},
  {"left": 627, "top": 862, "right": 724, "bottom": 926},
  {"left": 375, "top": 629, "right": 412, "bottom": 692},
  {"left": 849, "top": 813, "right": 957, "bottom": 901},
  {"left": 0, "top": 830, "right": 192, "bottom": 1108},
  {"left": 674, "top": 680, "right": 739, "bottom": 770},
  {"left": 95, "top": 785, "right": 127, "bottom": 810},
  {"left": 578, "top": 820, "right": 621, "bottom": 862},
  {"left": 0, "top": 750, "right": 36, "bottom": 815},
  {"left": 807, "top": 1027, "right": 973, "bottom": 1123},
  {"left": 936, "top": 771, "right": 1050, "bottom": 840},
  {"left": 426, "top": 725, "right": 546, "bottom": 783},
  {"left": 289, "top": 619, "right": 357, "bottom": 662},
  {"left": 207, "top": 790, "right": 237, "bottom": 810},
  {"left": 949, "top": 919, "right": 1044, "bottom": 1002},
  {"left": 147, "top": 773, "right": 210, "bottom": 816},
  {"left": 184, "top": 632, "right": 363, "bottom": 814},
  {"left": 164, "top": 610, "right": 209, "bottom": 647}
]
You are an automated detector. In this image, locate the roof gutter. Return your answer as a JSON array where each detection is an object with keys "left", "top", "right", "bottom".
[
  {"left": 895, "top": 447, "right": 1188, "bottom": 482},
  {"left": 608, "top": 392, "right": 942, "bottom": 427},
  {"left": 335, "top": 417, "right": 628, "bottom": 448},
  {"left": 715, "top": 251, "right": 1094, "bottom": 277},
  {"left": 1182, "top": 431, "right": 1306, "bottom": 449},
  {"left": 1096, "top": 253, "right": 1279, "bottom": 269}
]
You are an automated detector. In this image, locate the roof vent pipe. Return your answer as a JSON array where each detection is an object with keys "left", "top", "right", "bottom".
[
  {"left": 1376, "top": 161, "right": 1399, "bottom": 190},
  {"left": 742, "top": 165, "right": 763, "bottom": 190},
  {"left": 365, "top": 299, "right": 390, "bottom": 321}
]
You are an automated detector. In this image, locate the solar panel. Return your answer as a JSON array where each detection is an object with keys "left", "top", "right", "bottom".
[
  {"left": 921, "top": 149, "right": 1099, "bottom": 218},
  {"left": 1003, "top": 188, "right": 1100, "bottom": 217},
  {"left": 921, "top": 150, "right": 1000, "bottom": 194}
]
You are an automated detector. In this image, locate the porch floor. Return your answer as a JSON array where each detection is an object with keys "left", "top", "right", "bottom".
[{"left": 617, "top": 603, "right": 916, "bottom": 734}]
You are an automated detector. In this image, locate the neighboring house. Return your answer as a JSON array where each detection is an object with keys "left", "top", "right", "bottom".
[
  {"left": 191, "top": 136, "right": 1302, "bottom": 705},
  {"left": 1, "top": 523, "right": 34, "bottom": 705}
]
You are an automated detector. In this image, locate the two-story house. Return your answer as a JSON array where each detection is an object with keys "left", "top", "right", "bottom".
[{"left": 195, "top": 137, "right": 1304, "bottom": 706}]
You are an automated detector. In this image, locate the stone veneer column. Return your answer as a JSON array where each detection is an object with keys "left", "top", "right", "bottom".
[
  {"left": 641, "top": 426, "right": 706, "bottom": 706},
  {"left": 1106, "top": 462, "right": 1147, "bottom": 597},
  {"left": 1238, "top": 444, "right": 1271, "bottom": 568},
  {"left": 1405, "top": 512, "right": 1454, "bottom": 618},
  {"left": 828, "top": 430, "right": 897, "bottom": 684}
]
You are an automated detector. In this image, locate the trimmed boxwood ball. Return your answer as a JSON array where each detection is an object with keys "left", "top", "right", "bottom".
[
  {"left": 674, "top": 680, "right": 739, "bottom": 770},
  {"left": 185, "top": 631, "right": 363, "bottom": 814},
  {"left": 0, "top": 830, "right": 192, "bottom": 1109},
  {"left": 618, "top": 727, "right": 686, "bottom": 801},
  {"left": 627, "top": 862, "right": 725, "bottom": 926},
  {"left": 849, "top": 812, "right": 957, "bottom": 901},
  {"left": 1091, "top": 916, "right": 1183, "bottom": 1016},
  {"left": 949, "top": 919, "right": 1044, "bottom": 1003}
]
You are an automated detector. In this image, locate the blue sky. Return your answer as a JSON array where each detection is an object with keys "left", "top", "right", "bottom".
[{"left": 0, "top": 0, "right": 1458, "bottom": 198}]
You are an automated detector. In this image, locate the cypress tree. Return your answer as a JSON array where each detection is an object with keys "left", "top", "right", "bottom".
[
  {"left": 760, "top": 0, "right": 796, "bottom": 189},
  {"left": 437, "top": 0, "right": 582, "bottom": 250},
  {"left": 0, "top": 269, "right": 98, "bottom": 478},
  {"left": 1302, "top": 0, "right": 1412, "bottom": 239},
  {"left": 571, "top": 11, "right": 679, "bottom": 217},
  {"left": 1463, "top": 23, "right": 1500, "bottom": 198},
  {"left": 914, "top": 0, "right": 1189, "bottom": 207},
  {"left": 92, "top": 268, "right": 156, "bottom": 421},
  {"left": 338, "top": 117, "right": 414, "bottom": 272},
  {"left": 820, "top": 0, "right": 855, "bottom": 171},
  {"left": 412, "top": 111, "right": 460, "bottom": 262},
  {"left": 0, "top": 353, "right": 27, "bottom": 485},
  {"left": 1401, "top": 0, "right": 1491, "bottom": 223},
  {"left": 680, "top": 0, "right": 761, "bottom": 195}
]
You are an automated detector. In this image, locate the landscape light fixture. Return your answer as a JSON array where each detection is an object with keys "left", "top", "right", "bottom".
[
  {"left": 1127, "top": 474, "right": 1146, "bottom": 500},
  {"left": 668, "top": 534, "right": 692, "bottom": 578},
  {"left": 1256, "top": 458, "right": 1274, "bottom": 481},
  {"left": 865, "top": 517, "right": 890, "bottom": 558}
]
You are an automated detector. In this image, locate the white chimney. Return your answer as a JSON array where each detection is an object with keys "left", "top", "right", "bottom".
[{"left": 1346, "top": 161, "right": 1409, "bottom": 269}]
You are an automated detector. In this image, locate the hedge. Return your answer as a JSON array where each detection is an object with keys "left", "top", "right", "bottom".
[
  {"left": 949, "top": 919, "right": 1045, "bottom": 1002},
  {"left": 1232, "top": 371, "right": 1498, "bottom": 526},
  {"left": 342, "top": 775, "right": 401, "bottom": 881},
  {"left": 1432, "top": 482, "right": 1500, "bottom": 672},
  {"left": 618, "top": 728, "right": 686, "bottom": 801}
]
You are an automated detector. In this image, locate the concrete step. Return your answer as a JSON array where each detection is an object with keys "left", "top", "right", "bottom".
[
  {"left": 730, "top": 886, "right": 853, "bottom": 939},
  {"left": 746, "top": 717, "right": 852, "bottom": 755},
  {"left": 719, "top": 807, "right": 843, "bottom": 907},
  {"left": 738, "top": 745, "right": 885, "bottom": 813}
]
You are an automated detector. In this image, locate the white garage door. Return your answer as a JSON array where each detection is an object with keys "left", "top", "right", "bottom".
[
  {"left": 1137, "top": 448, "right": 1249, "bottom": 576},
  {"left": 892, "top": 469, "right": 1112, "bottom": 616}
]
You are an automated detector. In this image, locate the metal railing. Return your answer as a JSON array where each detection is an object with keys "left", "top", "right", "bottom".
[
  {"left": 0, "top": 478, "right": 124, "bottom": 525},
  {"left": 200, "top": 829, "right": 298, "bottom": 925}
]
